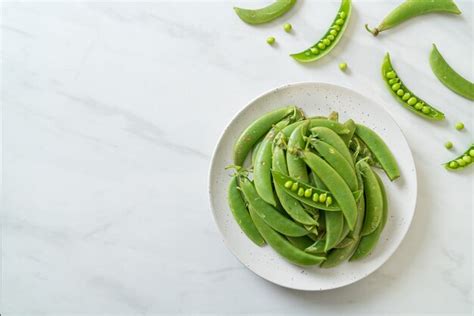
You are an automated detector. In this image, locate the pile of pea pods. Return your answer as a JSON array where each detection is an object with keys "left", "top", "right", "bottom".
[{"left": 227, "top": 106, "right": 400, "bottom": 267}]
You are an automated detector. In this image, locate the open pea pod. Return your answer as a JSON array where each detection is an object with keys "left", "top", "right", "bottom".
[{"left": 444, "top": 144, "right": 474, "bottom": 171}]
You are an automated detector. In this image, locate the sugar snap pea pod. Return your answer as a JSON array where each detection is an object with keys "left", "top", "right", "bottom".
[
  {"left": 430, "top": 44, "right": 474, "bottom": 101},
  {"left": 305, "top": 238, "right": 326, "bottom": 254},
  {"left": 357, "top": 161, "right": 383, "bottom": 236},
  {"left": 334, "top": 237, "right": 355, "bottom": 248},
  {"left": 382, "top": 53, "right": 445, "bottom": 121},
  {"left": 310, "top": 171, "right": 327, "bottom": 190},
  {"left": 302, "top": 151, "right": 358, "bottom": 230},
  {"left": 365, "top": 0, "right": 461, "bottom": 36},
  {"left": 287, "top": 122, "right": 310, "bottom": 183},
  {"left": 227, "top": 176, "right": 265, "bottom": 246},
  {"left": 444, "top": 144, "right": 474, "bottom": 171},
  {"left": 254, "top": 119, "right": 290, "bottom": 206},
  {"left": 350, "top": 173, "right": 388, "bottom": 260},
  {"left": 272, "top": 145, "right": 317, "bottom": 225},
  {"left": 281, "top": 118, "right": 350, "bottom": 139},
  {"left": 311, "top": 126, "right": 353, "bottom": 166},
  {"left": 287, "top": 235, "right": 315, "bottom": 250},
  {"left": 334, "top": 220, "right": 350, "bottom": 246},
  {"left": 291, "top": 0, "right": 352, "bottom": 63},
  {"left": 240, "top": 178, "right": 308, "bottom": 237},
  {"left": 355, "top": 123, "right": 400, "bottom": 181},
  {"left": 340, "top": 119, "right": 356, "bottom": 146},
  {"left": 324, "top": 211, "right": 344, "bottom": 252},
  {"left": 233, "top": 106, "right": 295, "bottom": 166},
  {"left": 311, "top": 139, "right": 358, "bottom": 191},
  {"left": 248, "top": 206, "right": 326, "bottom": 266},
  {"left": 234, "top": 0, "right": 296, "bottom": 25},
  {"left": 251, "top": 140, "right": 263, "bottom": 169}
]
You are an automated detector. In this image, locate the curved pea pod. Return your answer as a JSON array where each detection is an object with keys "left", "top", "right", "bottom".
[
  {"left": 251, "top": 140, "right": 263, "bottom": 169},
  {"left": 240, "top": 178, "right": 308, "bottom": 237},
  {"left": 357, "top": 161, "right": 384, "bottom": 236},
  {"left": 311, "top": 126, "right": 353, "bottom": 166},
  {"left": 382, "top": 53, "right": 445, "bottom": 121},
  {"left": 254, "top": 119, "right": 290, "bottom": 206},
  {"left": 305, "top": 238, "right": 326, "bottom": 254},
  {"left": 291, "top": 0, "right": 352, "bottom": 63},
  {"left": 308, "top": 118, "right": 351, "bottom": 135},
  {"left": 302, "top": 151, "right": 358, "bottom": 230},
  {"left": 350, "top": 173, "right": 387, "bottom": 261},
  {"left": 334, "top": 220, "right": 351, "bottom": 246},
  {"left": 350, "top": 136, "right": 380, "bottom": 168},
  {"left": 334, "top": 237, "right": 355, "bottom": 249},
  {"left": 234, "top": 0, "right": 297, "bottom": 25},
  {"left": 227, "top": 176, "right": 265, "bottom": 246},
  {"left": 248, "top": 207, "right": 326, "bottom": 266},
  {"left": 272, "top": 145, "right": 317, "bottom": 226},
  {"left": 286, "top": 236, "right": 315, "bottom": 251},
  {"left": 444, "top": 144, "right": 474, "bottom": 171},
  {"left": 355, "top": 123, "right": 400, "bottom": 181},
  {"left": 430, "top": 44, "right": 474, "bottom": 101},
  {"left": 233, "top": 106, "right": 295, "bottom": 166},
  {"left": 340, "top": 119, "right": 356, "bottom": 146},
  {"left": 365, "top": 0, "right": 461, "bottom": 36},
  {"left": 324, "top": 211, "right": 344, "bottom": 252},
  {"left": 311, "top": 139, "right": 358, "bottom": 191},
  {"left": 287, "top": 122, "right": 310, "bottom": 182}
]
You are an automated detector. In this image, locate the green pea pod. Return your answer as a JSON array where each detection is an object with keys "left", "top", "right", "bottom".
[
  {"left": 324, "top": 211, "right": 344, "bottom": 252},
  {"left": 350, "top": 136, "right": 380, "bottom": 168},
  {"left": 350, "top": 172, "right": 388, "bottom": 261},
  {"left": 281, "top": 118, "right": 350, "bottom": 140},
  {"left": 240, "top": 178, "right": 308, "bottom": 237},
  {"left": 287, "top": 122, "right": 310, "bottom": 183},
  {"left": 311, "top": 126, "right": 353, "bottom": 166},
  {"left": 310, "top": 171, "right": 327, "bottom": 190},
  {"left": 272, "top": 145, "right": 317, "bottom": 225},
  {"left": 233, "top": 106, "right": 295, "bottom": 166},
  {"left": 254, "top": 119, "right": 290, "bottom": 206},
  {"left": 355, "top": 123, "right": 400, "bottom": 181},
  {"left": 302, "top": 151, "right": 358, "bottom": 230},
  {"left": 382, "top": 53, "right": 445, "bottom": 121},
  {"left": 311, "top": 139, "right": 358, "bottom": 191},
  {"left": 291, "top": 0, "right": 352, "bottom": 63},
  {"left": 340, "top": 119, "right": 356, "bottom": 146},
  {"left": 334, "top": 236, "right": 355, "bottom": 249},
  {"left": 234, "top": 0, "right": 297, "bottom": 25},
  {"left": 248, "top": 206, "right": 326, "bottom": 266},
  {"left": 430, "top": 44, "right": 474, "bottom": 101},
  {"left": 286, "top": 236, "right": 315, "bottom": 250},
  {"left": 444, "top": 144, "right": 474, "bottom": 171},
  {"left": 227, "top": 176, "right": 265, "bottom": 246},
  {"left": 365, "top": 0, "right": 461, "bottom": 36},
  {"left": 358, "top": 161, "right": 384, "bottom": 236},
  {"left": 251, "top": 140, "right": 263, "bottom": 169},
  {"left": 334, "top": 220, "right": 351, "bottom": 246}
]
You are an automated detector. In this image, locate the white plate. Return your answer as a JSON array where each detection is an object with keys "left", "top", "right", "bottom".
[{"left": 208, "top": 82, "right": 417, "bottom": 291}]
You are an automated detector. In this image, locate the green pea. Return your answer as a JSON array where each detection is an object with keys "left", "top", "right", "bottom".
[
  {"left": 332, "top": 25, "right": 341, "bottom": 31},
  {"left": 318, "top": 42, "right": 326, "bottom": 49},
  {"left": 330, "top": 30, "right": 338, "bottom": 36},
  {"left": 455, "top": 122, "right": 464, "bottom": 130},
  {"left": 319, "top": 193, "right": 327, "bottom": 203},
  {"left": 310, "top": 47, "right": 319, "bottom": 54},
  {"left": 396, "top": 89, "right": 404, "bottom": 96},
  {"left": 470, "top": 149, "right": 474, "bottom": 157},
  {"left": 449, "top": 161, "right": 458, "bottom": 168},
  {"left": 388, "top": 78, "right": 399, "bottom": 85},
  {"left": 414, "top": 102, "right": 423, "bottom": 110},
  {"left": 304, "top": 188, "right": 312, "bottom": 198},
  {"left": 402, "top": 93, "right": 411, "bottom": 101},
  {"left": 463, "top": 155, "right": 472, "bottom": 163},
  {"left": 444, "top": 141, "right": 453, "bottom": 149},
  {"left": 323, "top": 38, "right": 331, "bottom": 45},
  {"left": 312, "top": 192, "right": 319, "bottom": 202},
  {"left": 422, "top": 106, "right": 430, "bottom": 114},
  {"left": 457, "top": 159, "right": 466, "bottom": 167},
  {"left": 284, "top": 180, "right": 293, "bottom": 189},
  {"left": 298, "top": 187, "right": 305, "bottom": 197},
  {"left": 326, "top": 196, "right": 333, "bottom": 206},
  {"left": 335, "top": 18, "right": 344, "bottom": 25},
  {"left": 391, "top": 83, "right": 400, "bottom": 91},
  {"left": 339, "top": 62, "right": 347, "bottom": 71},
  {"left": 305, "top": 51, "right": 311, "bottom": 56},
  {"left": 283, "top": 23, "right": 292, "bottom": 32},
  {"left": 407, "top": 97, "right": 417, "bottom": 106},
  {"left": 340, "top": 11, "right": 346, "bottom": 19},
  {"left": 291, "top": 182, "right": 299, "bottom": 191},
  {"left": 386, "top": 71, "right": 396, "bottom": 79}
]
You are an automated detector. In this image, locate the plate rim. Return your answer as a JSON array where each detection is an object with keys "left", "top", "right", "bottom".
[{"left": 208, "top": 81, "right": 418, "bottom": 291}]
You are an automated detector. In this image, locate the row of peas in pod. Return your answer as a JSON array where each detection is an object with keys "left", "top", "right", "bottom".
[{"left": 227, "top": 107, "right": 400, "bottom": 267}]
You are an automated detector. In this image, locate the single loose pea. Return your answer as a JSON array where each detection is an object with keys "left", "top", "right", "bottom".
[
  {"left": 318, "top": 42, "right": 326, "bottom": 49},
  {"left": 335, "top": 18, "right": 344, "bottom": 25},
  {"left": 470, "top": 149, "right": 474, "bottom": 157},
  {"left": 266, "top": 36, "right": 275, "bottom": 45},
  {"left": 407, "top": 97, "right": 417, "bottom": 106},
  {"left": 312, "top": 192, "right": 319, "bottom": 202},
  {"left": 422, "top": 106, "right": 430, "bottom": 114},
  {"left": 330, "top": 30, "right": 338, "bottom": 36},
  {"left": 284, "top": 180, "right": 293, "bottom": 189},
  {"left": 402, "top": 93, "right": 411, "bottom": 101},
  {"left": 310, "top": 47, "right": 319, "bottom": 54},
  {"left": 444, "top": 141, "right": 453, "bottom": 149},
  {"left": 332, "top": 25, "right": 341, "bottom": 31},
  {"left": 298, "top": 187, "right": 305, "bottom": 197},
  {"left": 339, "top": 62, "right": 347, "bottom": 71},
  {"left": 323, "top": 38, "right": 331, "bottom": 45},
  {"left": 391, "top": 83, "right": 401, "bottom": 91},
  {"left": 455, "top": 122, "right": 464, "bottom": 130},
  {"left": 319, "top": 193, "right": 327, "bottom": 203},
  {"left": 327, "top": 34, "right": 335, "bottom": 41},
  {"left": 396, "top": 89, "right": 404, "bottom": 96},
  {"left": 414, "top": 102, "right": 423, "bottom": 110},
  {"left": 449, "top": 161, "right": 458, "bottom": 168},
  {"left": 386, "top": 71, "right": 396, "bottom": 79},
  {"left": 326, "top": 196, "right": 333, "bottom": 206},
  {"left": 388, "top": 78, "right": 398, "bottom": 85},
  {"left": 457, "top": 159, "right": 466, "bottom": 167},
  {"left": 463, "top": 155, "right": 472, "bottom": 163},
  {"left": 304, "top": 188, "right": 312, "bottom": 198},
  {"left": 339, "top": 11, "right": 346, "bottom": 19},
  {"left": 283, "top": 23, "right": 292, "bottom": 32},
  {"left": 291, "top": 183, "right": 299, "bottom": 191}
]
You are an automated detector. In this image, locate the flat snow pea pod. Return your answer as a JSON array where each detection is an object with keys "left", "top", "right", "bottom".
[
  {"left": 302, "top": 151, "right": 358, "bottom": 230},
  {"left": 334, "top": 220, "right": 350, "bottom": 246},
  {"left": 286, "top": 236, "right": 315, "bottom": 250},
  {"left": 254, "top": 119, "right": 290, "bottom": 206},
  {"left": 233, "top": 106, "right": 295, "bottom": 166},
  {"left": 251, "top": 140, "right": 263, "bottom": 169},
  {"left": 240, "top": 178, "right": 308, "bottom": 237},
  {"left": 311, "top": 126, "right": 354, "bottom": 166},
  {"left": 382, "top": 53, "right": 445, "bottom": 121},
  {"left": 365, "top": 0, "right": 461, "bottom": 36},
  {"left": 444, "top": 144, "right": 474, "bottom": 171},
  {"left": 248, "top": 206, "right": 326, "bottom": 266},
  {"left": 334, "top": 237, "right": 355, "bottom": 249},
  {"left": 355, "top": 123, "right": 400, "bottom": 181},
  {"left": 358, "top": 161, "right": 384, "bottom": 236},
  {"left": 291, "top": 0, "right": 352, "bottom": 63},
  {"left": 350, "top": 172, "right": 388, "bottom": 260},
  {"left": 234, "top": 0, "right": 297, "bottom": 25},
  {"left": 227, "top": 176, "right": 265, "bottom": 246},
  {"left": 287, "top": 122, "right": 310, "bottom": 183},
  {"left": 324, "top": 211, "right": 344, "bottom": 252},
  {"left": 272, "top": 145, "right": 317, "bottom": 225},
  {"left": 311, "top": 139, "right": 358, "bottom": 191},
  {"left": 340, "top": 119, "right": 356, "bottom": 146},
  {"left": 429, "top": 44, "right": 474, "bottom": 101}
]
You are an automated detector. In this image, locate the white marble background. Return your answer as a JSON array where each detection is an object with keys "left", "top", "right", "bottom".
[{"left": 1, "top": 0, "right": 473, "bottom": 315}]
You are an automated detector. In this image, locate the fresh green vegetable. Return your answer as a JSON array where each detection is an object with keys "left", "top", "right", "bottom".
[
  {"left": 444, "top": 144, "right": 474, "bottom": 171},
  {"left": 357, "top": 161, "right": 383, "bottom": 236},
  {"left": 455, "top": 122, "right": 464, "bottom": 131},
  {"left": 267, "top": 36, "right": 276, "bottom": 45},
  {"left": 234, "top": 0, "right": 297, "bottom": 25},
  {"left": 445, "top": 141, "right": 453, "bottom": 150},
  {"left": 339, "top": 62, "right": 348, "bottom": 71},
  {"left": 283, "top": 23, "right": 292, "bottom": 32}
]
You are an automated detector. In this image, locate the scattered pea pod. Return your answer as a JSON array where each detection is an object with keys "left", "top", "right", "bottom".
[
  {"left": 291, "top": 0, "right": 352, "bottom": 63},
  {"left": 234, "top": 0, "right": 297, "bottom": 25},
  {"left": 444, "top": 144, "right": 474, "bottom": 171},
  {"left": 429, "top": 44, "right": 474, "bottom": 101},
  {"left": 382, "top": 53, "right": 445, "bottom": 121},
  {"left": 365, "top": 0, "right": 461, "bottom": 36}
]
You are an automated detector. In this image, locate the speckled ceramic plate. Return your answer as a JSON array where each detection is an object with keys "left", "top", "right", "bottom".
[{"left": 208, "top": 82, "right": 417, "bottom": 291}]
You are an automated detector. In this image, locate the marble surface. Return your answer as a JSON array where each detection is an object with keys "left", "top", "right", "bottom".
[{"left": 2, "top": 1, "right": 472, "bottom": 315}]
